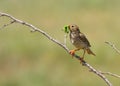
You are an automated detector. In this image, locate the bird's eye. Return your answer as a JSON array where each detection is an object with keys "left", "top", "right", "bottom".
[{"left": 71, "top": 26, "right": 74, "bottom": 27}]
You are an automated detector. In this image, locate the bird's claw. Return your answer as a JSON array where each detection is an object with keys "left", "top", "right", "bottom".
[
  {"left": 79, "top": 57, "right": 82, "bottom": 64},
  {"left": 69, "top": 50, "right": 75, "bottom": 55},
  {"left": 79, "top": 57, "right": 85, "bottom": 64},
  {"left": 69, "top": 50, "right": 75, "bottom": 58}
]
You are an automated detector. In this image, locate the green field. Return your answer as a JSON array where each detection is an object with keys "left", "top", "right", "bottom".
[{"left": 0, "top": 0, "right": 120, "bottom": 86}]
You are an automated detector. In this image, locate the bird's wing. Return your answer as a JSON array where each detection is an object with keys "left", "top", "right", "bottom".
[{"left": 79, "top": 33, "right": 91, "bottom": 47}]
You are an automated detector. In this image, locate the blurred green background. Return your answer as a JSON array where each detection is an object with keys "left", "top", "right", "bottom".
[{"left": 0, "top": 0, "right": 120, "bottom": 86}]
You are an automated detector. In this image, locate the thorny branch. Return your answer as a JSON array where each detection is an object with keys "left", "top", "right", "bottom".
[{"left": 0, "top": 12, "right": 120, "bottom": 86}]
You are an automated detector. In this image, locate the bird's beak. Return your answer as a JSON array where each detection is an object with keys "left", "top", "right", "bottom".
[{"left": 67, "top": 25, "right": 70, "bottom": 29}]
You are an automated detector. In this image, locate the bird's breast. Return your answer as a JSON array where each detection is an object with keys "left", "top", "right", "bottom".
[{"left": 70, "top": 33, "right": 87, "bottom": 49}]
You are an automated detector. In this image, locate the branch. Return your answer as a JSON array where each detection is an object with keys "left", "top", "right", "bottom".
[
  {"left": 0, "top": 20, "right": 15, "bottom": 29},
  {"left": 0, "top": 12, "right": 115, "bottom": 86},
  {"left": 101, "top": 72, "right": 120, "bottom": 78},
  {"left": 105, "top": 41, "right": 120, "bottom": 55}
]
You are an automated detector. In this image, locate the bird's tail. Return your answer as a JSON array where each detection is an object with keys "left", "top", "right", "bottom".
[{"left": 86, "top": 48, "right": 96, "bottom": 56}]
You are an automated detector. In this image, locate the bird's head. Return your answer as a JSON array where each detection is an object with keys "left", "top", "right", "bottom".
[{"left": 68, "top": 24, "right": 80, "bottom": 33}]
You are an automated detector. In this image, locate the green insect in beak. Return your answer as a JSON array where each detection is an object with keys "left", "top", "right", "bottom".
[{"left": 63, "top": 25, "right": 69, "bottom": 34}]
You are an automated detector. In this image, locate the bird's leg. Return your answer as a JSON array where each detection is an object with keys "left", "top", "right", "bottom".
[
  {"left": 79, "top": 49, "right": 86, "bottom": 64},
  {"left": 81, "top": 49, "right": 86, "bottom": 60},
  {"left": 69, "top": 48, "right": 80, "bottom": 57}
]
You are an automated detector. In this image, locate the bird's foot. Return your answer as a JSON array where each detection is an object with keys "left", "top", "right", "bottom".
[
  {"left": 69, "top": 50, "right": 75, "bottom": 58},
  {"left": 79, "top": 57, "right": 85, "bottom": 64}
]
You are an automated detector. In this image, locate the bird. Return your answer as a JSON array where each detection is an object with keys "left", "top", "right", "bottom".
[{"left": 68, "top": 24, "right": 95, "bottom": 60}]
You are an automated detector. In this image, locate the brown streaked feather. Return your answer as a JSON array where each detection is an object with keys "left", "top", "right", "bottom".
[
  {"left": 86, "top": 48, "right": 96, "bottom": 56},
  {"left": 79, "top": 32, "right": 91, "bottom": 47}
]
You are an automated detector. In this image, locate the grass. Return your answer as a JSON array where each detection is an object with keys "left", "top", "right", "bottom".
[{"left": 0, "top": 0, "right": 120, "bottom": 86}]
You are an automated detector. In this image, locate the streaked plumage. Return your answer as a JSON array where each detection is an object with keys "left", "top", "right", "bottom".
[{"left": 68, "top": 24, "right": 95, "bottom": 59}]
